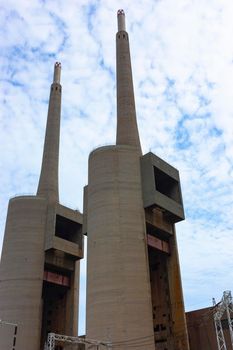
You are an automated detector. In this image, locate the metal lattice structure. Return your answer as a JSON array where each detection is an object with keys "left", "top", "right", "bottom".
[
  {"left": 213, "top": 290, "right": 233, "bottom": 350},
  {"left": 46, "top": 333, "right": 112, "bottom": 350}
]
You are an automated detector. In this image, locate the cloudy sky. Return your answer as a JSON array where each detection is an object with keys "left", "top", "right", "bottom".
[{"left": 1, "top": 0, "right": 233, "bottom": 335}]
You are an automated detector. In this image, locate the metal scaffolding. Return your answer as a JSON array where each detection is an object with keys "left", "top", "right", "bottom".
[
  {"left": 213, "top": 290, "right": 233, "bottom": 350},
  {"left": 46, "top": 333, "right": 112, "bottom": 350}
]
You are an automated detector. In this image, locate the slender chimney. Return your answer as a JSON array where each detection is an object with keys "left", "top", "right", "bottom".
[
  {"left": 116, "top": 10, "right": 141, "bottom": 152},
  {"left": 37, "top": 62, "right": 62, "bottom": 202}
]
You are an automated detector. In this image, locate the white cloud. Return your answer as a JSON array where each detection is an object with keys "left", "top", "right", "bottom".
[{"left": 0, "top": 0, "right": 233, "bottom": 335}]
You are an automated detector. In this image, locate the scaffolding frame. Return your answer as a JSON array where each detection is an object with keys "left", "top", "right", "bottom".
[
  {"left": 47, "top": 333, "right": 112, "bottom": 350},
  {"left": 213, "top": 290, "right": 233, "bottom": 350}
]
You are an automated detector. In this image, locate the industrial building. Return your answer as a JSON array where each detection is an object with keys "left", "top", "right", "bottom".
[
  {"left": 0, "top": 8, "right": 231, "bottom": 350},
  {"left": 186, "top": 290, "right": 233, "bottom": 350},
  {"left": 0, "top": 62, "right": 84, "bottom": 349},
  {"left": 84, "top": 9, "right": 188, "bottom": 350}
]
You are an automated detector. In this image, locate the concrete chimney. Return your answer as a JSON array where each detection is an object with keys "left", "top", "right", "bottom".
[
  {"left": 116, "top": 10, "right": 142, "bottom": 153},
  {"left": 37, "top": 62, "right": 62, "bottom": 203}
]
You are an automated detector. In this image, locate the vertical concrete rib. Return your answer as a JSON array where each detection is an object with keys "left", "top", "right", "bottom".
[
  {"left": 37, "top": 62, "right": 62, "bottom": 203},
  {"left": 116, "top": 10, "right": 142, "bottom": 152}
]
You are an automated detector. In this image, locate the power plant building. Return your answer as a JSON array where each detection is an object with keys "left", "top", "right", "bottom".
[
  {"left": 0, "top": 9, "right": 214, "bottom": 350},
  {"left": 0, "top": 63, "right": 83, "bottom": 349},
  {"left": 84, "top": 10, "right": 189, "bottom": 350}
]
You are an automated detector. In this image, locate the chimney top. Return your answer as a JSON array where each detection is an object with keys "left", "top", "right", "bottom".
[
  {"left": 117, "top": 9, "right": 126, "bottom": 31},
  {"left": 117, "top": 9, "right": 125, "bottom": 16},
  {"left": 53, "top": 62, "right": 61, "bottom": 84}
]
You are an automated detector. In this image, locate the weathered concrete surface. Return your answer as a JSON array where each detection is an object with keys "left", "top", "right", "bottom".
[
  {"left": 116, "top": 14, "right": 141, "bottom": 152},
  {"left": 0, "top": 196, "right": 47, "bottom": 350},
  {"left": 86, "top": 10, "right": 189, "bottom": 350},
  {"left": 0, "top": 63, "right": 83, "bottom": 349},
  {"left": 0, "top": 322, "right": 17, "bottom": 350},
  {"left": 37, "top": 62, "right": 61, "bottom": 203},
  {"left": 86, "top": 11, "right": 154, "bottom": 349},
  {"left": 86, "top": 145, "right": 155, "bottom": 349},
  {"left": 167, "top": 230, "right": 190, "bottom": 350}
]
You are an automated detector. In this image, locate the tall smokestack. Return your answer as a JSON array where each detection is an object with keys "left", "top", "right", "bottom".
[
  {"left": 116, "top": 9, "right": 142, "bottom": 152},
  {"left": 0, "top": 61, "right": 84, "bottom": 350},
  {"left": 85, "top": 10, "right": 155, "bottom": 348},
  {"left": 37, "top": 62, "right": 62, "bottom": 203}
]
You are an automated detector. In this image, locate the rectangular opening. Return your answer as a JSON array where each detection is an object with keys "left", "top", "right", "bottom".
[
  {"left": 149, "top": 248, "right": 171, "bottom": 345},
  {"left": 40, "top": 279, "right": 69, "bottom": 349},
  {"left": 154, "top": 167, "right": 181, "bottom": 204},
  {"left": 146, "top": 222, "right": 171, "bottom": 241},
  {"left": 55, "top": 215, "right": 82, "bottom": 245}
]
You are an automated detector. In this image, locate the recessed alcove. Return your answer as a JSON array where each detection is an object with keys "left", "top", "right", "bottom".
[
  {"left": 154, "top": 167, "right": 182, "bottom": 204},
  {"left": 140, "top": 152, "right": 185, "bottom": 222},
  {"left": 55, "top": 214, "right": 82, "bottom": 245}
]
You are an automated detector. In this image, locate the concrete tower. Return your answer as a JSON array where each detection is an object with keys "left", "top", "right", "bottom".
[
  {"left": 85, "top": 10, "right": 155, "bottom": 349},
  {"left": 0, "top": 63, "right": 83, "bottom": 350},
  {"left": 85, "top": 10, "right": 189, "bottom": 350}
]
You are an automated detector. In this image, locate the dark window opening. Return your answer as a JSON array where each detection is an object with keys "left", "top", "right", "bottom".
[
  {"left": 41, "top": 281, "right": 68, "bottom": 349},
  {"left": 155, "top": 339, "right": 167, "bottom": 343},
  {"left": 146, "top": 223, "right": 170, "bottom": 241},
  {"left": 151, "top": 263, "right": 159, "bottom": 271},
  {"left": 55, "top": 215, "right": 82, "bottom": 245},
  {"left": 154, "top": 167, "right": 181, "bottom": 204}
]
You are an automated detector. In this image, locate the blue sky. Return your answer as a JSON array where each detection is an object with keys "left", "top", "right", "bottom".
[{"left": 1, "top": 0, "right": 233, "bottom": 335}]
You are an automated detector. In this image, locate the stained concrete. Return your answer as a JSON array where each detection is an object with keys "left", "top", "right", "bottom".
[
  {"left": 86, "top": 146, "right": 155, "bottom": 349},
  {"left": 86, "top": 10, "right": 155, "bottom": 350},
  {"left": 85, "top": 10, "right": 189, "bottom": 350},
  {"left": 0, "top": 63, "right": 83, "bottom": 350}
]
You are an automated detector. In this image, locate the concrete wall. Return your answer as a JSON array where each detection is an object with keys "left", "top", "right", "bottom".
[
  {"left": 0, "top": 196, "right": 47, "bottom": 350},
  {"left": 167, "top": 230, "right": 190, "bottom": 350},
  {"left": 86, "top": 145, "right": 155, "bottom": 349}
]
